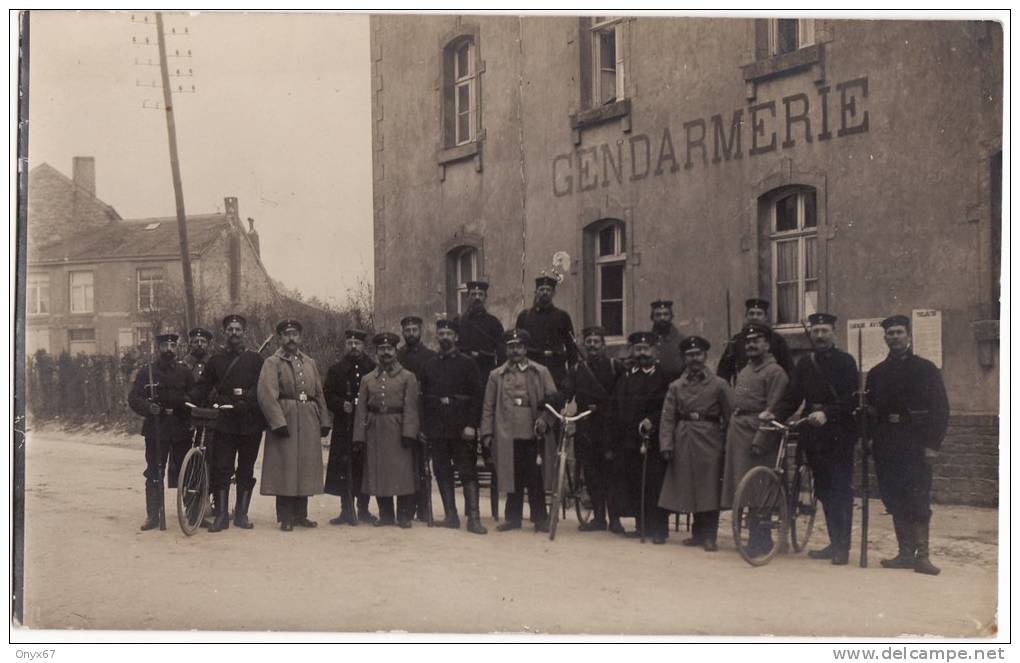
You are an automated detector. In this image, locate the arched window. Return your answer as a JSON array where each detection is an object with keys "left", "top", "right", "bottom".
[
  {"left": 443, "top": 36, "right": 478, "bottom": 147},
  {"left": 446, "top": 245, "right": 479, "bottom": 315},
  {"left": 761, "top": 186, "right": 818, "bottom": 325},
  {"left": 584, "top": 219, "right": 627, "bottom": 338}
]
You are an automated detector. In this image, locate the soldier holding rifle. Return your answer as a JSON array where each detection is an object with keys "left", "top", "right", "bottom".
[
  {"left": 866, "top": 315, "right": 949, "bottom": 576},
  {"left": 128, "top": 332, "right": 194, "bottom": 531},
  {"left": 770, "top": 313, "right": 858, "bottom": 565},
  {"left": 419, "top": 319, "right": 486, "bottom": 534},
  {"left": 323, "top": 329, "right": 378, "bottom": 525}
]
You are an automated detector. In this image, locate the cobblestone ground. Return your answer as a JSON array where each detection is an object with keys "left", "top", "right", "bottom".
[{"left": 18, "top": 427, "right": 999, "bottom": 637}]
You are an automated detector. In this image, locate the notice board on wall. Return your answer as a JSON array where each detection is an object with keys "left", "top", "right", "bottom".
[{"left": 911, "top": 309, "right": 943, "bottom": 368}]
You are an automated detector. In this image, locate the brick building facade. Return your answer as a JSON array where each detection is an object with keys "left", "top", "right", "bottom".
[{"left": 369, "top": 16, "right": 1002, "bottom": 505}]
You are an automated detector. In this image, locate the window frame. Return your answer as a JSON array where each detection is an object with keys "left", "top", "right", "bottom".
[
  {"left": 136, "top": 266, "right": 164, "bottom": 313},
  {"left": 590, "top": 16, "right": 625, "bottom": 107},
  {"left": 453, "top": 246, "right": 479, "bottom": 316},
  {"left": 593, "top": 220, "right": 627, "bottom": 339},
  {"left": 27, "top": 272, "right": 50, "bottom": 316},
  {"left": 767, "top": 18, "right": 815, "bottom": 57},
  {"left": 452, "top": 39, "right": 476, "bottom": 147},
  {"left": 68, "top": 270, "right": 94, "bottom": 314},
  {"left": 68, "top": 328, "right": 97, "bottom": 356},
  {"left": 768, "top": 189, "right": 819, "bottom": 327}
]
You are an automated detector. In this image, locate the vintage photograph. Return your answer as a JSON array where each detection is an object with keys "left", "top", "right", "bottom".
[{"left": 13, "top": 9, "right": 1004, "bottom": 642}]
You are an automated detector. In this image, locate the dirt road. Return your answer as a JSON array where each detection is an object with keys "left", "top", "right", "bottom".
[{"left": 19, "top": 427, "right": 998, "bottom": 637}]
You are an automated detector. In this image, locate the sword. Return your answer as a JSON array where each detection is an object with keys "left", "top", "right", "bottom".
[{"left": 639, "top": 428, "right": 650, "bottom": 544}]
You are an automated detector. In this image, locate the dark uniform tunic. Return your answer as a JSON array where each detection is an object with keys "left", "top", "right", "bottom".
[
  {"left": 190, "top": 347, "right": 267, "bottom": 492},
  {"left": 419, "top": 350, "right": 483, "bottom": 508},
  {"left": 609, "top": 364, "right": 671, "bottom": 535},
  {"left": 396, "top": 342, "right": 435, "bottom": 518},
  {"left": 571, "top": 354, "right": 625, "bottom": 523},
  {"left": 454, "top": 308, "right": 506, "bottom": 381},
  {"left": 182, "top": 352, "right": 208, "bottom": 382},
  {"left": 775, "top": 347, "right": 859, "bottom": 554},
  {"left": 515, "top": 304, "right": 577, "bottom": 391},
  {"left": 654, "top": 325, "right": 687, "bottom": 382},
  {"left": 322, "top": 353, "right": 377, "bottom": 497},
  {"left": 866, "top": 349, "right": 949, "bottom": 522},
  {"left": 397, "top": 343, "right": 437, "bottom": 379},
  {"left": 717, "top": 328, "right": 794, "bottom": 385},
  {"left": 128, "top": 357, "right": 195, "bottom": 487}
]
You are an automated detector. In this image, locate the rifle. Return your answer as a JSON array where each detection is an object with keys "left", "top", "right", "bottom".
[
  {"left": 146, "top": 360, "right": 166, "bottom": 531},
  {"left": 418, "top": 433, "right": 434, "bottom": 527},
  {"left": 856, "top": 328, "right": 870, "bottom": 568},
  {"left": 639, "top": 428, "right": 650, "bottom": 544},
  {"left": 256, "top": 333, "right": 275, "bottom": 355}
]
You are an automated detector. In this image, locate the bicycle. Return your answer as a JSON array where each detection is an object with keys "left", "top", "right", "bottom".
[
  {"left": 731, "top": 418, "right": 818, "bottom": 566},
  {"left": 176, "top": 403, "right": 222, "bottom": 536},
  {"left": 543, "top": 404, "right": 593, "bottom": 541}
]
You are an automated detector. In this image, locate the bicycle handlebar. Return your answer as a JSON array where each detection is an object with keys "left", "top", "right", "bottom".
[
  {"left": 759, "top": 417, "right": 807, "bottom": 432},
  {"left": 543, "top": 403, "right": 593, "bottom": 423}
]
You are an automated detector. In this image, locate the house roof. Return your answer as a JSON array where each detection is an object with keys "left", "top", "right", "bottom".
[
  {"left": 31, "top": 214, "right": 231, "bottom": 264},
  {"left": 28, "top": 162, "right": 122, "bottom": 221}
]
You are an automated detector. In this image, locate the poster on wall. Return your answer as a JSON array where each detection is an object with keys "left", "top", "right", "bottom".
[
  {"left": 911, "top": 308, "right": 943, "bottom": 368},
  {"left": 846, "top": 318, "right": 887, "bottom": 372}
]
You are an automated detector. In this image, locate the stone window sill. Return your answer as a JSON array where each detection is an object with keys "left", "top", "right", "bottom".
[
  {"left": 437, "top": 138, "right": 483, "bottom": 180},
  {"left": 741, "top": 43, "right": 825, "bottom": 100},
  {"left": 570, "top": 99, "right": 632, "bottom": 144}
]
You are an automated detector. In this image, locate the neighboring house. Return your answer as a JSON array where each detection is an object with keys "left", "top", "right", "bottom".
[{"left": 26, "top": 159, "right": 277, "bottom": 356}]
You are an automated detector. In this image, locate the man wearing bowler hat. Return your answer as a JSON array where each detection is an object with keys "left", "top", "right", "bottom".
[
  {"left": 257, "top": 319, "right": 331, "bottom": 531},
  {"left": 717, "top": 298, "right": 794, "bottom": 384},
  {"left": 354, "top": 332, "right": 421, "bottom": 528},
  {"left": 515, "top": 275, "right": 577, "bottom": 392},
  {"left": 771, "top": 312, "right": 858, "bottom": 564},
  {"left": 866, "top": 314, "right": 949, "bottom": 576},
  {"left": 323, "top": 329, "right": 378, "bottom": 525},
  {"left": 191, "top": 314, "right": 267, "bottom": 532}
]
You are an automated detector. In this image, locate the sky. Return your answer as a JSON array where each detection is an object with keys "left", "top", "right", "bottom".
[{"left": 26, "top": 10, "right": 373, "bottom": 305}]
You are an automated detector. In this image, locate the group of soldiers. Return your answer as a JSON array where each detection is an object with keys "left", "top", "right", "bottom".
[{"left": 129, "top": 276, "right": 950, "bottom": 575}]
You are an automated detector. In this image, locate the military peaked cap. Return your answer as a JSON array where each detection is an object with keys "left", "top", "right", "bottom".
[
  {"left": 504, "top": 328, "right": 531, "bottom": 344},
  {"left": 344, "top": 329, "right": 368, "bottom": 341},
  {"left": 628, "top": 331, "right": 658, "bottom": 346},
  {"left": 465, "top": 281, "right": 489, "bottom": 291},
  {"left": 745, "top": 298, "right": 770, "bottom": 312},
  {"left": 881, "top": 314, "right": 911, "bottom": 331},
  {"left": 436, "top": 319, "right": 458, "bottom": 331},
  {"left": 808, "top": 312, "right": 838, "bottom": 327},
  {"left": 222, "top": 314, "right": 247, "bottom": 329},
  {"left": 741, "top": 323, "right": 772, "bottom": 341},
  {"left": 188, "top": 327, "right": 213, "bottom": 340},
  {"left": 581, "top": 326, "right": 605, "bottom": 339},
  {"left": 276, "top": 319, "right": 303, "bottom": 334},
  {"left": 650, "top": 300, "right": 673, "bottom": 310},
  {"left": 400, "top": 315, "right": 423, "bottom": 327},
  {"left": 680, "top": 335, "right": 711, "bottom": 353},
  {"left": 534, "top": 275, "right": 558, "bottom": 288},
  {"left": 373, "top": 332, "right": 401, "bottom": 347},
  {"left": 155, "top": 333, "right": 180, "bottom": 344}
]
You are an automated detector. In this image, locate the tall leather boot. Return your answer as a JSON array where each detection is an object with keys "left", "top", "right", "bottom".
[
  {"left": 140, "top": 480, "right": 160, "bottom": 531},
  {"left": 464, "top": 481, "right": 487, "bottom": 535},
  {"left": 357, "top": 494, "right": 377, "bottom": 524},
  {"left": 437, "top": 477, "right": 460, "bottom": 529},
  {"left": 881, "top": 515, "right": 916, "bottom": 569},
  {"left": 208, "top": 487, "right": 230, "bottom": 533},
  {"left": 233, "top": 487, "right": 254, "bottom": 529},
  {"left": 913, "top": 519, "right": 941, "bottom": 576}
]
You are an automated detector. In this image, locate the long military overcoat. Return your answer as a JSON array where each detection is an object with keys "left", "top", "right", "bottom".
[
  {"left": 479, "top": 360, "right": 559, "bottom": 494},
  {"left": 257, "top": 349, "right": 331, "bottom": 497},
  {"left": 658, "top": 367, "right": 733, "bottom": 513},
  {"left": 720, "top": 355, "right": 789, "bottom": 508},
  {"left": 352, "top": 363, "right": 420, "bottom": 497}
]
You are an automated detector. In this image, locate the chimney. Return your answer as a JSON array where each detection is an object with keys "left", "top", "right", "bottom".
[
  {"left": 72, "top": 157, "right": 96, "bottom": 196},
  {"left": 246, "top": 217, "right": 261, "bottom": 258},
  {"left": 224, "top": 196, "right": 239, "bottom": 222}
]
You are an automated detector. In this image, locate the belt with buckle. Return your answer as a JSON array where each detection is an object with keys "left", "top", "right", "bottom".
[
  {"left": 368, "top": 404, "right": 404, "bottom": 414},
  {"left": 279, "top": 393, "right": 309, "bottom": 403},
  {"left": 679, "top": 412, "right": 721, "bottom": 423},
  {"left": 733, "top": 408, "right": 762, "bottom": 417},
  {"left": 885, "top": 413, "right": 911, "bottom": 424}
]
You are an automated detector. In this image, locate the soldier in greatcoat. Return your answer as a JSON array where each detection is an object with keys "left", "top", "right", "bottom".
[
  {"left": 658, "top": 336, "right": 732, "bottom": 551},
  {"left": 721, "top": 323, "right": 790, "bottom": 556},
  {"left": 190, "top": 314, "right": 266, "bottom": 532},
  {"left": 353, "top": 332, "right": 421, "bottom": 528},
  {"left": 570, "top": 325, "right": 625, "bottom": 532},
  {"left": 128, "top": 333, "right": 195, "bottom": 531},
  {"left": 609, "top": 331, "right": 671, "bottom": 543},
  {"left": 866, "top": 314, "right": 950, "bottom": 576},
  {"left": 717, "top": 298, "right": 794, "bottom": 384},
  {"left": 419, "top": 319, "right": 486, "bottom": 533},
  {"left": 480, "top": 328, "right": 561, "bottom": 533},
  {"left": 650, "top": 300, "right": 687, "bottom": 382},
  {"left": 397, "top": 315, "right": 437, "bottom": 523},
  {"left": 771, "top": 312, "right": 858, "bottom": 565},
  {"left": 257, "top": 319, "right": 332, "bottom": 532},
  {"left": 322, "top": 329, "right": 378, "bottom": 525},
  {"left": 515, "top": 275, "right": 577, "bottom": 392},
  {"left": 454, "top": 280, "right": 506, "bottom": 382}
]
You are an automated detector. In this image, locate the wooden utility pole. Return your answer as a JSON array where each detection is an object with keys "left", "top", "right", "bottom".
[{"left": 155, "top": 11, "right": 196, "bottom": 331}]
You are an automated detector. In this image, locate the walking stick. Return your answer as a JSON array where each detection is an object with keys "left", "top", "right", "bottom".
[
  {"left": 856, "top": 328, "right": 870, "bottom": 568},
  {"left": 147, "top": 361, "right": 166, "bottom": 531},
  {"left": 639, "top": 428, "right": 650, "bottom": 544}
]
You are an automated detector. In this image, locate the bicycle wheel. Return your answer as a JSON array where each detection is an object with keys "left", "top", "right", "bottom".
[
  {"left": 177, "top": 447, "right": 209, "bottom": 536},
  {"left": 569, "top": 458, "right": 594, "bottom": 526},
  {"left": 548, "top": 448, "right": 569, "bottom": 541},
  {"left": 789, "top": 462, "right": 818, "bottom": 552},
  {"left": 732, "top": 466, "right": 789, "bottom": 566}
]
